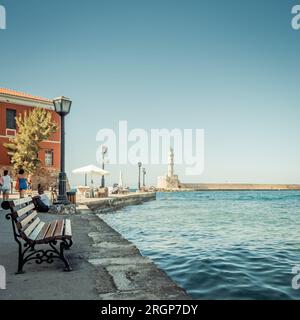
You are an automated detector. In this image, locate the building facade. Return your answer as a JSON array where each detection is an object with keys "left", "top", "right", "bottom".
[{"left": 0, "top": 88, "right": 61, "bottom": 188}]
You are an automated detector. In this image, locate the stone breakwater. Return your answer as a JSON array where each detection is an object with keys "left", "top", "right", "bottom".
[
  {"left": 78, "top": 192, "right": 157, "bottom": 213},
  {"left": 76, "top": 192, "right": 191, "bottom": 299},
  {"left": 169, "top": 183, "right": 300, "bottom": 191},
  {"left": 77, "top": 192, "right": 190, "bottom": 300},
  {"left": 82, "top": 209, "right": 190, "bottom": 299}
]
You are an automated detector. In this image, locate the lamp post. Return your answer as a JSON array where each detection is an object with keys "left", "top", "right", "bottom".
[
  {"left": 53, "top": 96, "right": 72, "bottom": 204},
  {"left": 101, "top": 145, "right": 108, "bottom": 188},
  {"left": 138, "top": 162, "right": 142, "bottom": 190},
  {"left": 142, "top": 168, "right": 146, "bottom": 187}
]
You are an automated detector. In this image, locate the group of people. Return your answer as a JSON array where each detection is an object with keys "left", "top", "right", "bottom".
[
  {"left": 0, "top": 169, "right": 50, "bottom": 212},
  {"left": 0, "top": 169, "right": 28, "bottom": 200}
]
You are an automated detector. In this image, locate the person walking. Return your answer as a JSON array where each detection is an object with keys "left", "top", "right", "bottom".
[
  {"left": 2, "top": 170, "right": 13, "bottom": 201},
  {"left": 16, "top": 169, "right": 28, "bottom": 198},
  {"left": 0, "top": 173, "right": 3, "bottom": 198},
  {"left": 27, "top": 174, "right": 33, "bottom": 192}
]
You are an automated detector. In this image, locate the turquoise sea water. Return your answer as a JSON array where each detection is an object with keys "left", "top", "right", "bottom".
[{"left": 99, "top": 191, "right": 300, "bottom": 299}]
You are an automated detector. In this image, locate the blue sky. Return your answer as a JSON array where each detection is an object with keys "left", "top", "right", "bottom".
[{"left": 1, "top": 0, "right": 300, "bottom": 186}]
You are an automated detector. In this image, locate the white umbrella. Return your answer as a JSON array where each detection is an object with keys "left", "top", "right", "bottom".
[{"left": 73, "top": 165, "right": 109, "bottom": 186}]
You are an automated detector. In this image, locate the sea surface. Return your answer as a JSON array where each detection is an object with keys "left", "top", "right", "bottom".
[{"left": 99, "top": 191, "right": 300, "bottom": 299}]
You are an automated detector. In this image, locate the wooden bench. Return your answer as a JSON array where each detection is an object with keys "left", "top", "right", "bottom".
[{"left": 1, "top": 196, "right": 73, "bottom": 274}]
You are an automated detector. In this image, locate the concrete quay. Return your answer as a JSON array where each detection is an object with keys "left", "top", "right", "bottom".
[
  {"left": 77, "top": 192, "right": 157, "bottom": 213},
  {"left": 0, "top": 192, "right": 189, "bottom": 300}
]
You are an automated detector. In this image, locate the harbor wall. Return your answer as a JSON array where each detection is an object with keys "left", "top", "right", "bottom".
[
  {"left": 79, "top": 192, "right": 156, "bottom": 213},
  {"left": 179, "top": 183, "right": 300, "bottom": 191}
]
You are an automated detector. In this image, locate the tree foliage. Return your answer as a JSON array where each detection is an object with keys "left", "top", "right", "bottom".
[{"left": 4, "top": 108, "right": 58, "bottom": 174}]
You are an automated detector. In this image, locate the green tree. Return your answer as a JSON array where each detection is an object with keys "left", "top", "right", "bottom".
[{"left": 4, "top": 108, "right": 58, "bottom": 174}]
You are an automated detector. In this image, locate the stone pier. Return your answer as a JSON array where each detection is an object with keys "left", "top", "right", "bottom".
[
  {"left": 78, "top": 192, "right": 157, "bottom": 213},
  {"left": 0, "top": 196, "right": 190, "bottom": 300}
]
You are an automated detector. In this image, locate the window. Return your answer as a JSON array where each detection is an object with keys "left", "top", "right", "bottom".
[
  {"left": 45, "top": 150, "right": 53, "bottom": 166},
  {"left": 6, "top": 109, "right": 16, "bottom": 129}
]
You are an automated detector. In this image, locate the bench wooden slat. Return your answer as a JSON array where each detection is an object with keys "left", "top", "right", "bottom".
[
  {"left": 36, "top": 222, "right": 51, "bottom": 242},
  {"left": 28, "top": 221, "right": 45, "bottom": 241},
  {"left": 16, "top": 203, "right": 35, "bottom": 218},
  {"left": 12, "top": 197, "right": 32, "bottom": 207},
  {"left": 45, "top": 220, "right": 58, "bottom": 240},
  {"left": 23, "top": 217, "right": 40, "bottom": 237},
  {"left": 19, "top": 211, "right": 38, "bottom": 229},
  {"left": 53, "top": 220, "right": 64, "bottom": 239},
  {"left": 64, "top": 219, "right": 72, "bottom": 238}
]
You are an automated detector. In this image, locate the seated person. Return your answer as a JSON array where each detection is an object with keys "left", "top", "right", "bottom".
[{"left": 34, "top": 184, "right": 51, "bottom": 212}]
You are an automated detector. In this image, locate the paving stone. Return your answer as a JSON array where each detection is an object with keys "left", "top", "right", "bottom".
[
  {"left": 106, "top": 264, "right": 180, "bottom": 292},
  {"left": 99, "top": 290, "right": 162, "bottom": 300},
  {"left": 88, "top": 256, "right": 151, "bottom": 267},
  {"left": 99, "top": 288, "right": 190, "bottom": 300}
]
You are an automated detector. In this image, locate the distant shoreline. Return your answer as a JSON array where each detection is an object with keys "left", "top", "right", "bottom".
[{"left": 160, "top": 183, "right": 300, "bottom": 192}]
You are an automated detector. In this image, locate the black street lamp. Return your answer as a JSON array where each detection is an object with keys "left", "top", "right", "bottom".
[
  {"left": 142, "top": 168, "right": 146, "bottom": 187},
  {"left": 138, "top": 162, "right": 142, "bottom": 190},
  {"left": 101, "top": 145, "right": 108, "bottom": 188},
  {"left": 53, "top": 96, "right": 72, "bottom": 204}
]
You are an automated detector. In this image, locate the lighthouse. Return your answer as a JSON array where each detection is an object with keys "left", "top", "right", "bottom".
[
  {"left": 168, "top": 147, "right": 174, "bottom": 178},
  {"left": 157, "top": 147, "right": 180, "bottom": 190}
]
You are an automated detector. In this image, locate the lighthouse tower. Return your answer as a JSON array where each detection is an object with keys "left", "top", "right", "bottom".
[
  {"left": 168, "top": 147, "right": 174, "bottom": 177},
  {"left": 157, "top": 147, "right": 180, "bottom": 189}
]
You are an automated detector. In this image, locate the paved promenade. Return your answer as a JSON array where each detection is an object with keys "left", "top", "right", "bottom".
[{"left": 0, "top": 204, "right": 190, "bottom": 300}]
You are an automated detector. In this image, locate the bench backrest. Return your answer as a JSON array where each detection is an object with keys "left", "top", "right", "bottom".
[{"left": 5, "top": 197, "right": 39, "bottom": 241}]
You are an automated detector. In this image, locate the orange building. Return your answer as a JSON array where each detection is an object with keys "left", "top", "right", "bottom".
[{"left": 0, "top": 88, "right": 61, "bottom": 187}]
